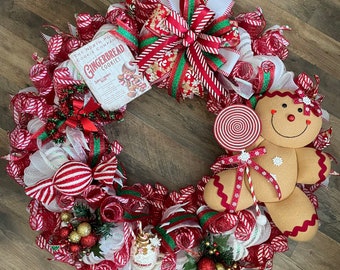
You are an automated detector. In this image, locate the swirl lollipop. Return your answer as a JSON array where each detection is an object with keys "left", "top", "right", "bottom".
[
  {"left": 214, "top": 104, "right": 261, "bottom": 151},
  {"left": 214, "top": 104, "right": 268, "bottom": 224}
]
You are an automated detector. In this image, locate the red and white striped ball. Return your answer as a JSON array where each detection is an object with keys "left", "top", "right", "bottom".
[{"left": 53, "top": 161, "right": 92, "bottom": 196}]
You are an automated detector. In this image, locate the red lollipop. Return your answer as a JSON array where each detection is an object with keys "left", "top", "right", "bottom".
[{"left": 214, "top": 105, "right": 261, "bottom": 151}]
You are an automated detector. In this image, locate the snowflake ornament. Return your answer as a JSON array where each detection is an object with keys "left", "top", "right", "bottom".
[{"left": 272, "top": 156, "right": 283, "bottom": 166}]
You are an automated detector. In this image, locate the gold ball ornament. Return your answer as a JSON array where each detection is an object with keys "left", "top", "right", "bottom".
[
  {"left": 69, "top": 231, "right": 81, "bottom": 243},
  {"left": 77, "top": 222, "right": 92, "bottom": 237},
  {"left": 60, "top": 212, "right": 72, "bottom": 222},
  {"left": 216, "top": 263, "right": 226, "bottom": 270}
]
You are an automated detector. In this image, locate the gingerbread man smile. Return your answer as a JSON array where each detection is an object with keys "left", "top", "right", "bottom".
[{"left": 271, "top": 109, "right": 311, "bottom": 138}]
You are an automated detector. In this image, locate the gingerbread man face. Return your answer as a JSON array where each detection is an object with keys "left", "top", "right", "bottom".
[{"left": 255, "top": 90, "right": 322, "bottom": 148}]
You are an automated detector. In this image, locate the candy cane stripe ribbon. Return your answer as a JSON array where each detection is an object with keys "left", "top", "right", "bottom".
[{"left": 136, "top": 4, "right": 227, "bottom": 101}]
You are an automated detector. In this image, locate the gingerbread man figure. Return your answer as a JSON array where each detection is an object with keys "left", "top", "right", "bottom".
[{"left": 204, "top": 89, "right": 332, "bottom": 241}]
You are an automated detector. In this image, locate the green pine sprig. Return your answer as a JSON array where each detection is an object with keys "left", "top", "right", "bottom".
[
  {"left": 73, "top": 203, "right": 92, "bottom": 219},
  {"left": 200, "top": 234, "right": 234, "bottom": 266}
]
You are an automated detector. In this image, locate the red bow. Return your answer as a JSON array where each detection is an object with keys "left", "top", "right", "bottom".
[
  {"left": 136, "top": 4, "right": 227, "bottom": 101},
  {"left": 293, "top": 73, "right": 323, "bottom": 116},
  {"left": 211, "top": 147, "right": 282, "bottom": 212},
  {"left": 25, "top": 156, "right": 118, "bottom": 205},
  {"left": 65, "top": 98, "right": 100, "bottom": 132}
]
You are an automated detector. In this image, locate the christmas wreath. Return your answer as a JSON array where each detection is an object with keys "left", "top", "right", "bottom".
[{"left": 4, "top": 1, "right": 336, "bottom": 270}]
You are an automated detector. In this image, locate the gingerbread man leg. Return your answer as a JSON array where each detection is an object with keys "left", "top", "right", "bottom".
[
  {"left": 203, "top": 169, "right": 254, "bottom": 212},
  {"left": 265, "top": 187, "right": 318, "bottom": 241}
]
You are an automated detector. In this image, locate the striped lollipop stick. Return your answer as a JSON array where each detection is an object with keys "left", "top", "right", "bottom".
[{"left": 245, "top": 165, "right": 266, "bottom": 225}]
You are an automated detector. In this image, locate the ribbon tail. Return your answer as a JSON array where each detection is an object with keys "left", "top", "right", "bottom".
[
  {"left": 249, "top": 160, "right": 282, "bottom": 199},
  {"left": 109, "top": 23, "right": 138, "bottom": 52},
  {"left": 93, "top": 155, "right": 118, "bottom": 185},
  {"left": 80, "top": 118, "right": 98, "bottom": 132},
  {"left": 25, "top": 178, "right": 56, "bottom": 205},
  {"left": 83, "top": 97, "right": 101, "bottom": 113},
  {"left": 187, "top": 42, "right": 227, "bottom": 101},
  {"left": 136, "top": 35, "right": 179, "bottom": 72}
]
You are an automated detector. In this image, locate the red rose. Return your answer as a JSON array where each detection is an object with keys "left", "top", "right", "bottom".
[
  {"left": 56, "top": 194, "right": 75, "bottom": 210},
  {"left": 252, "top": 27, "right": 290, "bottom": 60},
  {"left": 100, "top": 196, "right": 124, "bottom": 223}
]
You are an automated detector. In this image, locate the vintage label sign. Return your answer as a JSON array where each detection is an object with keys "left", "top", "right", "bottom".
[{"left": 69, "top": 33, "right": 151, "bottom": 111}]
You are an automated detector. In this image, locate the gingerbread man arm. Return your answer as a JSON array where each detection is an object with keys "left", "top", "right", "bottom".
[
  {"left": 295, "top": 147, "right": 331, "bottom": 184},
  {"left": 246, "top": 135, "right": 265, "bottom": 151}
]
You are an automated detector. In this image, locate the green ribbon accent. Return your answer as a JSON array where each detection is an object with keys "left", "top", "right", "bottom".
[
  {"left": 167, "top": 213, "right": 196, "bottom": 225},
  {"left": 170, "top": 53, "right": 187, "bottom": 98},
  {"left": 260, "top": 71, "right": 271, "bottom": 93},
  {"left": 203, "top": 52, "right": 225, "bottom": 69},
  {"left": 116, "top": 26, "right": 138, "bottom": 48},
  {"left": 206, "top": 18, "right": 231, "bottom": 36},
  {"left": 199, "top": 210, "right": 218, "bottom": 227},
  {"left": 90, "top": 136, "right": 101, "bottom": 167},
  {"left": 116, "top": 186, "right": 141, "bottom": 198},
  {"left": 123, "top": 211, "right": 147, "bottom": 221},
  {"left": 50, "top": 245, "right": 60, "bottom": 252},
  {"left": 154, "top": 226, "right": 177, "bottom": 250},
  {"left": 249, "top": 70, "right": 272, "bottom": 108},
  {"left": 38, "top": 119, "right": 65, "bottom": 140},
  {"left": 187, "top": 0, "right": 196, "bottom": 25},
  {"left": 140, "top": 36, "right": 159, "bottom": 50},
  {"left": 249, "top": 96, "right": 258, "bottom": 109}
]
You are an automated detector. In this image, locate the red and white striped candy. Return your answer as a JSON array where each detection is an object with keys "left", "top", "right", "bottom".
[
  {"left": 53, "top": 161, "right": 92, "bottom": 196},
  {"left": 214, "top": 104, "right": 261, "bottom": 151}
]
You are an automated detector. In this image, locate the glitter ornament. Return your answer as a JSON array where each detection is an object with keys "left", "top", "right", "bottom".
[
  {"left": 131, "top": 223, "right": 160, "bottom": 270},
  {"left": 60, "top": 211, "right": 72, "bottom": 222},
  {"left": 80, "top": 233, "right": 97, "bottom": 248},
  {"left": 216, "top": 263, "right": 226, "bottom": 270},
  {"left": 69, "top": 231, "right": 81, "bottom": 243},
  {"left": 69, "top": 243, "right": 80, "bottom": 253},
  {"left": 197, "top": 257, "right": 215, "bottom": 270},
  {"left": 77, "top": 222, "right": 92, "bottom": 237},
  {"left": 59, "top": 227, "right": 71, "bottom": 239}
]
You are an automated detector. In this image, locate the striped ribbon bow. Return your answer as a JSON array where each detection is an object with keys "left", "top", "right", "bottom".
[
  {"left": 293, "top": 73, "right": 323, "bottom": 117},
  {"left": 25, "top": 156, "right": 118, "bottom": 205},
  {"left": 211, "top": 147, "right": 282, "bottom": 213},
  {"left": 137, "top": 3, "right": 228, "bottom": 101}
]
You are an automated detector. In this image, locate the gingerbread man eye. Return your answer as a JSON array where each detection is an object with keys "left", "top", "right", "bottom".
[
  {"left": 282, "top": 103, "right": 287, "bottom": 108},
  {"left": 297, "top": 108, "right": 303, "bottom": 113}
]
